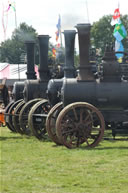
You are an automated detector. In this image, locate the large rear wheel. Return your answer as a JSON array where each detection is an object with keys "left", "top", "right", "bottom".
[
  {"left": 46, "top": 102, "right": 63, "bottom": 145},
  {"left": 56, "top": 102, "right": 105, "bottom": 149},
  {"left": 19, "top": 98, "right": 42, "bottom": 135},
  {"left": 12, "top": 100, "right": 26, "bottom": 134},
  {"left": 4, "top": 99, "right": 23, "bottom": 132},
  {"left": 4, "top": 101, "right": 14, "bottom": 132},
  {"left": 28, "top": 99, "right": 51, "bottom": 140}
]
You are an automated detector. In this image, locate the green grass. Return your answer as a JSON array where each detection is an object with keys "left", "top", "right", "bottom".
[{"left": 0, "top": 127, "right": 128, "bottom": 193}]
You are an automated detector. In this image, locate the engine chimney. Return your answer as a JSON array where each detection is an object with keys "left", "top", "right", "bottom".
[
  {"left": 25, "top": 41, "right": 37, "bottom": 79},
  {"left": 63, "top": 30, "right": 76, "bottom": 78},
  {"left": 46, "top": 30, "right": 76, "bottom": 106},
  {"left": 75, "top": 23, "right": 94, "bottom": 81},
  {"left": 38, "top": 35, "right": 50, "bottom": 81}
]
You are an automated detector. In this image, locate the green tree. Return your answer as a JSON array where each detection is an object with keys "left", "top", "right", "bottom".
[
  {"left": 0, "top": 22, "right": 38, "bottom": 64},
  {"left": 91, "top": 14, "right": 128, "bottom": 55}
]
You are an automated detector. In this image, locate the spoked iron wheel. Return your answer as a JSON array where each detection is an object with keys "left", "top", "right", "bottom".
[
  {"left": 4, "top": 101, "right": 14, "bottom": 132},
  {"left": 28, "top": 99, "right": 51, "bottom": 140},
  {"left": 56, "top": 102, "right": 105, "bottom": 149},
  {"left": 19, "top": 98, "right": 42, "bottom": 135},
  {"left": 4, "top": 99, "right": 23, "bottom": 132},
  {"left": 46, "top": 102, "right": 63, "bottom": 145},
  {"left": 12, "top": 100, "right": 26, "bottom": 134}
]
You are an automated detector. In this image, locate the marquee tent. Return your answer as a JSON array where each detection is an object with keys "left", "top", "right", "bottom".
[{"left": 0, "top": 63, "right": 39, "bottom": 79}]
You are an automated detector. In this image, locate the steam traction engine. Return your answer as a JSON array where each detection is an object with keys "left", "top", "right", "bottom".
[
  {"left": 11, "top": 35, "right": 54, "bottom": 136},
  {"left": 16, "top": 35, "right": 52, "bottom": 135},
  {"left": 27, "top": 30, "right": 77, "bottom": 139},
  {"left": 4, "top": 40, "right": 37, "bottom": 132},
  {"left": 46, "top": 23, "right": 128, "bottom": 148}
]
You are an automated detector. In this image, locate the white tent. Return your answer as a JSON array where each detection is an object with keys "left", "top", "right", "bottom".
[
  {"left": 0, "top": 63, "right": 39, "bottom": 86},
  {"left": 0, "top": 63, "right": 39, "bottom": 79}
]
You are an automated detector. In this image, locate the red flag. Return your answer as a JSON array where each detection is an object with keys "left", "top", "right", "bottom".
[
  {"left": 56, "top": 43, "right": 61, "bottom": 48},
  {"left": 111, "top": 8, "right": 121, "bottom": 26},
  {"left": 113, "top": 8, "right": 120, "bottom": 20}
]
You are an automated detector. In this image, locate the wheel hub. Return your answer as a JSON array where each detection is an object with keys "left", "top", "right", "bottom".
[{"left": 76, "top": 123, "right": 91, "bottom": 137}]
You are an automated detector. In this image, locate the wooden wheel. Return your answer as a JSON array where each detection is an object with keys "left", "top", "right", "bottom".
[
  {"left": 12, "top": 100, "right": 26, "bottom": 134},
  {"left": 19, "top": 98, "right": 42, "bottom": 135},
  {"left": 4, "top": 99, "right": 23, "bottom": 132},
  {"left": 28, "top": 99, "right": 51, "bottom": 140},
  {"left": 46, "top": 102, "right": 63, "bottom": 145},
  {"left": 56, "top": 102, "right": 105, "bottom": 149},
  {"left": 4, "top": 101, "right": 14, "bottom": 132}
]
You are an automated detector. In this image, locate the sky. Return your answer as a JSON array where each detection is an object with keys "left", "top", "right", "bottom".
[{"left": 0, "top": 0, "right": 127, "bottom": 46}]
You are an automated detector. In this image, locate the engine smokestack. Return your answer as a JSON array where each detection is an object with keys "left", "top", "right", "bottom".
[
  {"left": 75, "top": 23, "right": 94, "bottom": 81},
  {"left": 38, "top": 35, "right": 50, "bottom": 81},
  {"left": 63, "top": 30, "right": 76, "bottom": 78},
  {"left": 25, "top": 41, "right": 37, "bottom": 79}
]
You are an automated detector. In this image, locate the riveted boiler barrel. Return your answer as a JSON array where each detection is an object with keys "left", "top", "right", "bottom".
[
  {"left": 23, "top": 79, "right": 48, "bottom": 102},
  {"left": 62, "top": 79, "right": 128, "bottom": 109}
]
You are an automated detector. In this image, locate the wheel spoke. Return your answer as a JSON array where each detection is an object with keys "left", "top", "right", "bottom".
[
  {"left": 84, "top": 120, "right": 92, "bottom": 126},
  {"left": 72, "top": 107, "right": 78, "bottom": 121},
  {"left": 61, "top": 128, "right": 77, "bottom": 135},
  {"left": 56, "top": 102, "right": 105, "bottom": 149},
  {"left": 90, "top": 134, "right": 98, "bottom": 139},
  {"left": 85, "top": 138, "right": 90, "bottom": 146},
  {"left": 84, "top": 114, "right": 90, "bottom": 122},
  {"left": 80, "top": 108, "right": 83, "bottom": 123}
]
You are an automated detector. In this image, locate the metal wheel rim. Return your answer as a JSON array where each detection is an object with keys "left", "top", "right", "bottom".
[
  {"left": 4, "top": 101, "right": 14, "bottom": 132},
  {"left": 56, "top": 102, "right": 105, "bottom": 149},
  {"left": 5, "top": 99, "right": 23, "bottom": 132},
  {"left": 46, "top": 102, "right": 63, "bottom": 145},
  {"left": 28, "top": 99, "right": 50, "bottom": 140},
  {"left": 12, "top": 101, "right": 26, "bottom": 134},
  {"left": 19, "top": 98, "right": 42, "bottom": 135}
]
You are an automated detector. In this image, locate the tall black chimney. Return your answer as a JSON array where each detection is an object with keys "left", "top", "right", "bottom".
[
  {"left": 63, "top": 30, "right": 76, "bottom": 78},
  {"left": 38, "top": 35, "right": 50, "bottom": 81},
  {"left": 75, "top": 23, "right": 94, "bottom": 81},
  {"left": 25, "top": 41, "right": 37, "bottom": 79}
]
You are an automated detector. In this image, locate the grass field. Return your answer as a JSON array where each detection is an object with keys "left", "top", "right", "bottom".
[{"left": 0, "top": 127, "right": 128, "bottom": 193}]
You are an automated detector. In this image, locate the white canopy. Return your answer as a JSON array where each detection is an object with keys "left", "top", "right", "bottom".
[{"left": 0, "top": 63, "right": 39, "bottom": 79}]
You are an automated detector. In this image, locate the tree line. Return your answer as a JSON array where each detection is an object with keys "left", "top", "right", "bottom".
[{"left": 0, "top": 15, "right": 128, "bottom": 64}]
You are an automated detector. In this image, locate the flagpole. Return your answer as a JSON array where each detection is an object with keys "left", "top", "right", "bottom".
[
  {"left": 118, "top": 1, "right": 120, "bottom": 9},
  {"left": 59, "top": 28, "right": 62, "bottom": 48},
  {"left": 59, "top": 15, "right": 62, "bottom": 47},
  {"left": 86, "top": 0, "right": 90, "bottom": 23},
  {"left": 14, "top": 2, "right": 17, "bottom": 28},
  {"left": 15, "top": 9, "right": 17, "bottom": 28}
]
